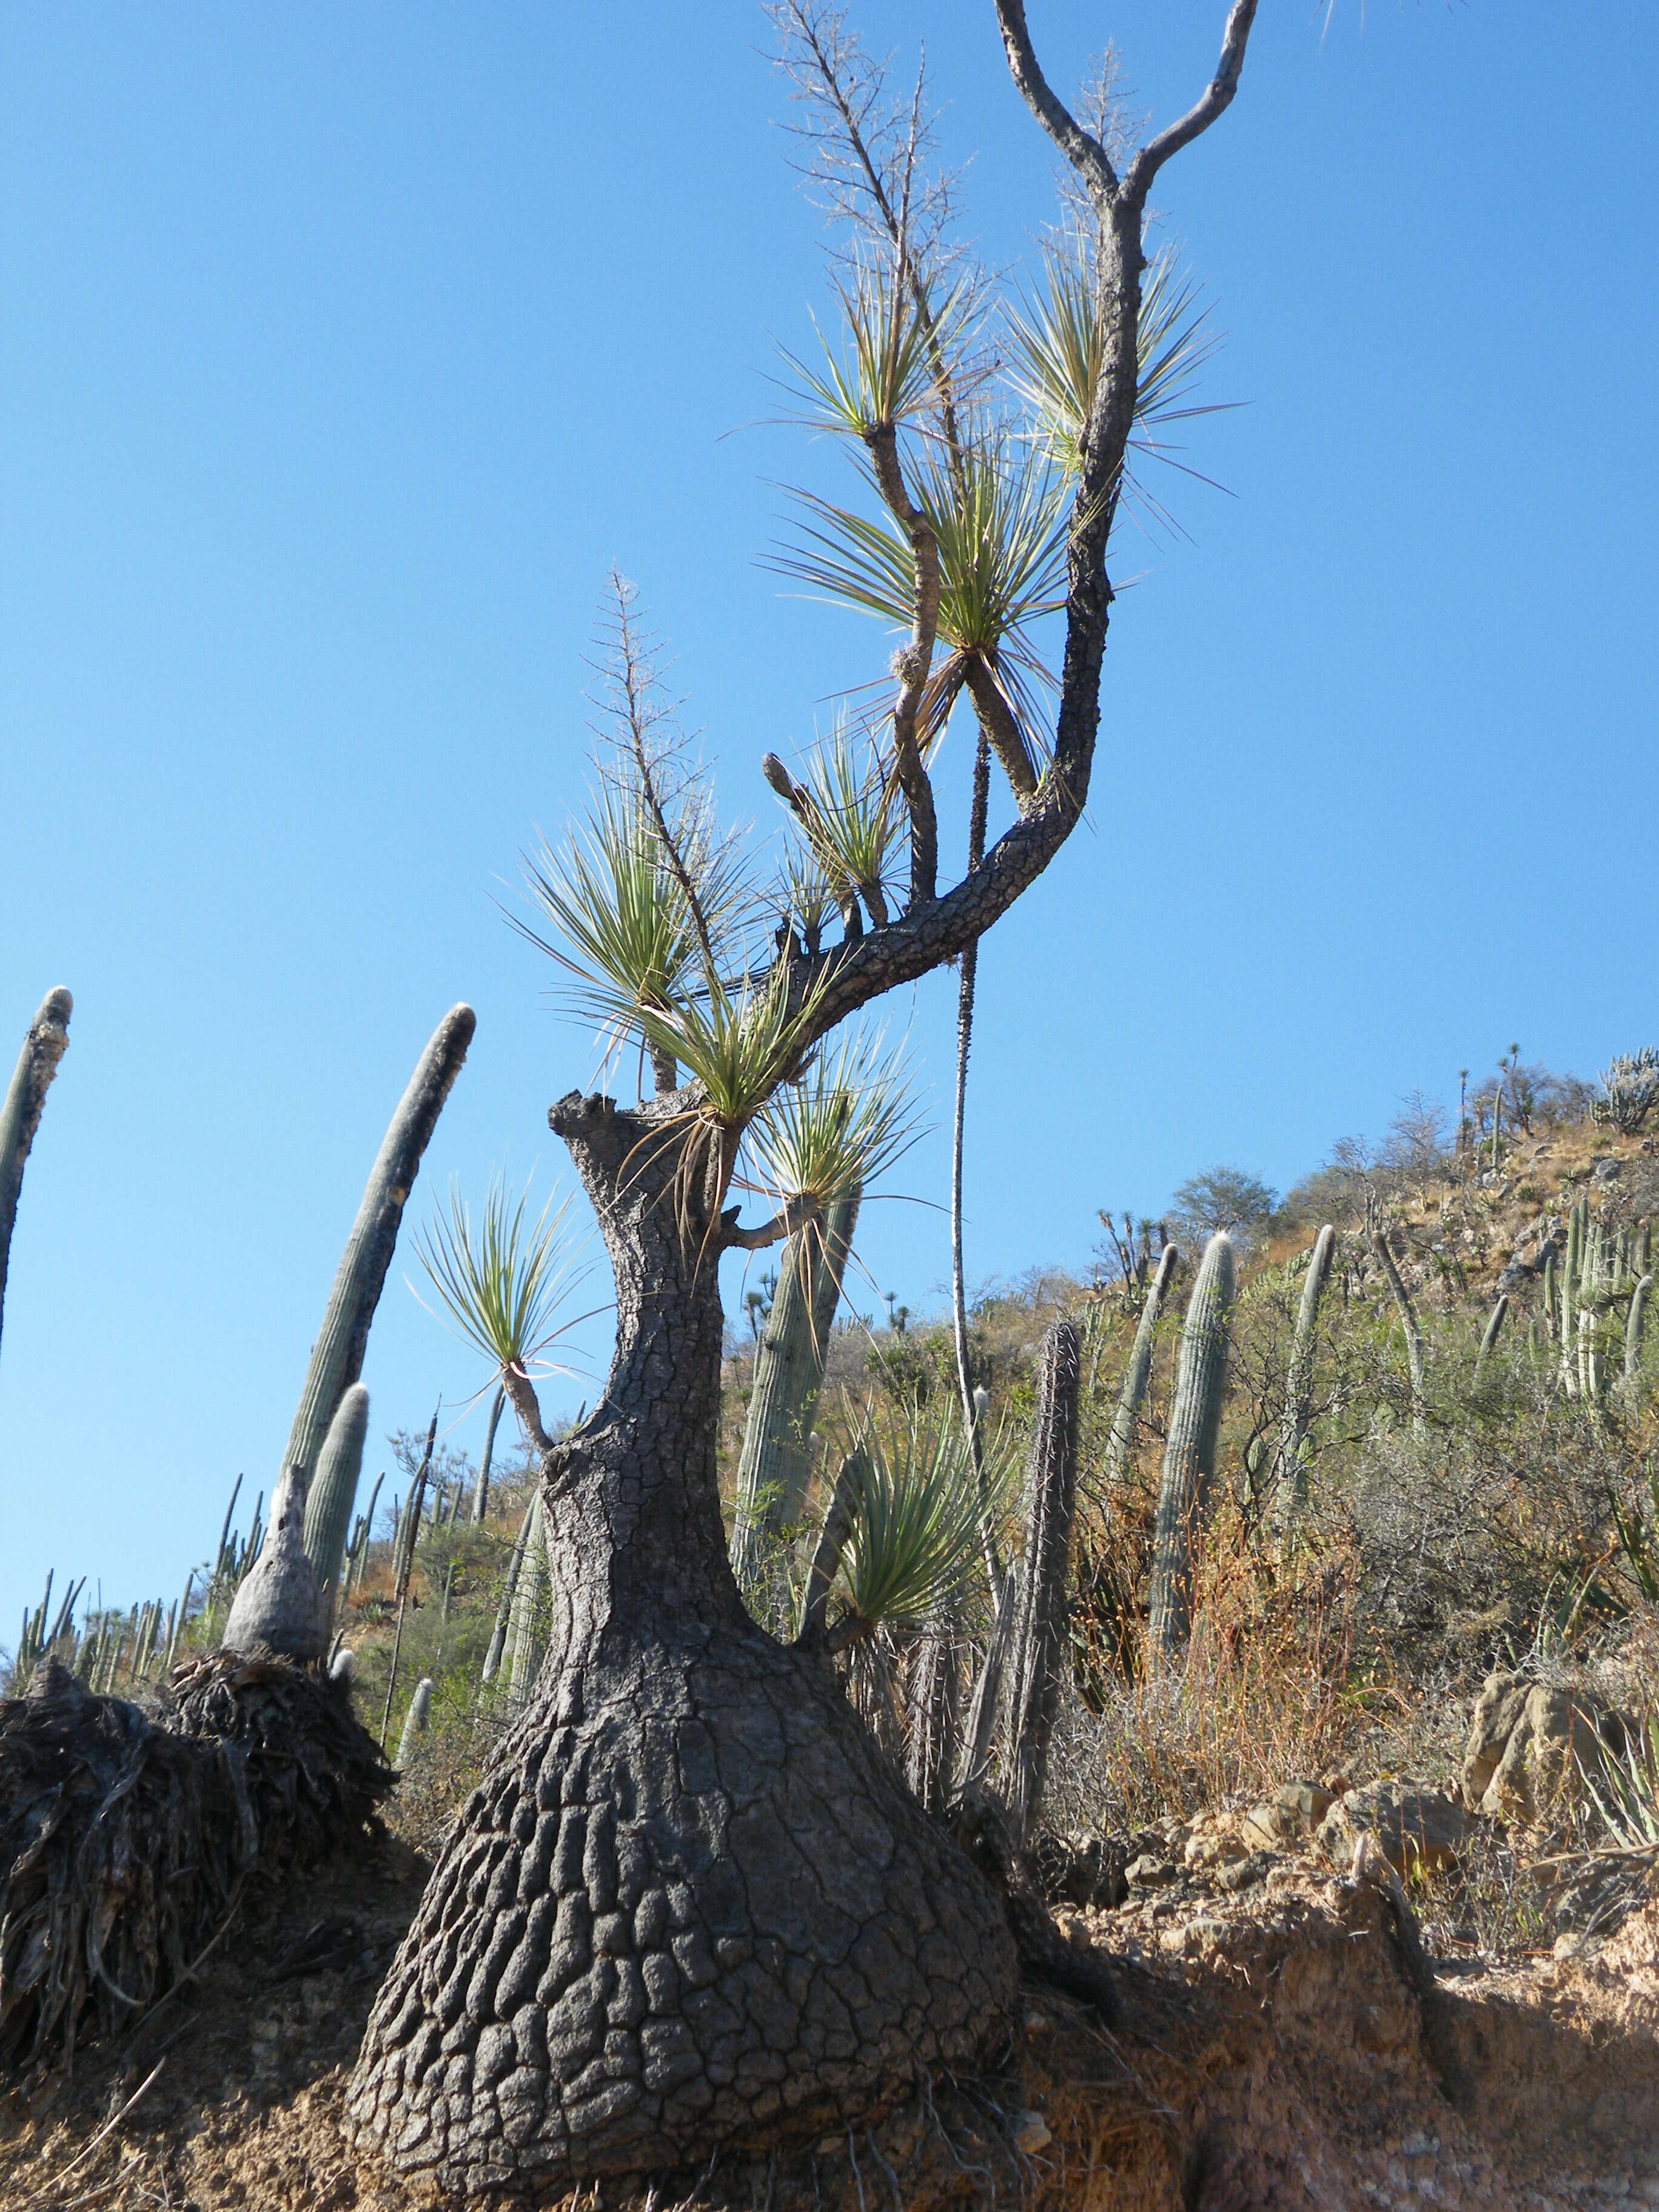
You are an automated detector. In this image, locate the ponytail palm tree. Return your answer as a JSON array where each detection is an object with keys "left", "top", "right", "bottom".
[{"left": 350, "top": 2, "right": 1262, "bottom": 2192}]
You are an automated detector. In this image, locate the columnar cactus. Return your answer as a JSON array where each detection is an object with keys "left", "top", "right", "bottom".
[
  {"left": 1104, "top": 1242, "right": 1180, "bottom": 1489},
  {"left": 281, "top": 1004, "right": 474, "bottom": 1510},
  {"left": 396, "top": 1678, "right": 435, "bottom": 1769},
  {"left": 0, "top": 987, "right": 72, "bottom": 1360},
  {"left": 481, "top": 1496, "right": 537, "bottom": 1684},
  {"left": 1476, "top": 1293, "right": 1509, "bottom": 1377},
  {"left": 303, "top": 1382, "right": 370, "bottom": 1610},
  {"left": 1626, "top": 1274, "right": 1652, "bottom": 1392},
  {"left": 471, "top": 1385, "right": 506, "bottom": 1522},
  {"left": 1272, "top": 1224, "right": 1336, "bottom": 1542},
  {"left": 506, "top": 1489, "right": 548, "bottom": 1700},
  {"left": 1560, "top": 1201, "right": 1584, "bottom": 1398},
  {"left": 1149, "top": 1232, "right": 1235, "bottom": 1657},
  {"left": 997, "top": 1318, "right": 1081, "bottom": 1840},
  {"left": 1372, "top": 1225, "right": 1427, "bottom": 1439},
  {"left": 729, "top": 1184, "right": 860, "bottom": 1597}
]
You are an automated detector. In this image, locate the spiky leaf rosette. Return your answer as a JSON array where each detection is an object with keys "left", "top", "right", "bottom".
[{"left": 412, "top": 1174, "right": 591, "bottom": 1394}]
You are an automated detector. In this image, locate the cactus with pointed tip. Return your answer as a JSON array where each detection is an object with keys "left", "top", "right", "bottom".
[
  {"left": 0, "top": 988, "right": 72, "bottom": 1362},
  {"left": 1149, "top": 1233, "right": 1236, "bottom": 1655},
  {"left": 1273, "top": 1225, "right": 1336, "bottom": 1543},
  {"left": 1476, "top": 1292, "right": 1509, "bottom": 1377},
  {"left": 280, "top": 1004, "right": 474, "bottom": 1515},
  {"left": 1372, "top": 1225, "right": 1427, "bottom": 1438},
  {"left": 1105, "top": 1242, "right": 1180, "bottom": 1490}
]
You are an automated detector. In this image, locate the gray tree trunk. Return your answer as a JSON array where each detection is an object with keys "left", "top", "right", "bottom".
[
  {"left": 1148, "top": 1233, "right": 1235, "bottom": 1657},
  {"left": 348, "top": 1088, "right": 1016, "bottom": 2191},
  {"left": 0, "top": 987, "right": 72, "bottom": 1359}
]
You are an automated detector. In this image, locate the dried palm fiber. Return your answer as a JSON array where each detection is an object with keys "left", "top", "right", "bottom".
[
  {"left": 0, "top": 1654, "right": 391, "bottom": 2073},
  {"left": 166, "top": 1649, "right": 393, "bottom": 1868}
]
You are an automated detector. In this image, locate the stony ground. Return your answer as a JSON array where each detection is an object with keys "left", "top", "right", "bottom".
[{"left": 2, "top": 1806, "right": 1656, "bottom": 2212}]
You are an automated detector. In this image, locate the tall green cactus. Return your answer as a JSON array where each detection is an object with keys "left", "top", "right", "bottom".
[
  {"left": 1626, "top": 1274, "right": 1652, "bottom": 1393},
  {"left": 303, "top": 1381, "right": 370, "bottom": 1609},
  {"left": 471, "top": 1385, "right": 506, "bottom": 1522},
  {"left": 281, "top": 1004, "right": 474, "bottom": 1504},
  {"left": 1104, "top": 1242, "right": 1179, "bottom": 1489},
  {"left": 0, "top": 988, "right": 72, "bottom": 1361},
  {"left": 1560, "top": 1201, "right": 1584, "bottom": 1398},
  {"left": 729, "top": 1184, "right": 860, "bottom": 1598},
  {"left": 506, "top": 1488, "right": 548, "bottom": 1700},
  {"left": 1149, "top": 1232, "right": 1235, "bottom": 1657},
  {"left": 1272, "top": 1224, "right": 1336, "bottom": 1543},
  {"left": 1476, "top": 1292, "right": 1509, "bottom": 1376},
  {"left": 998, "top": 1318, "right": 1081, "bottom": 1840},
  {"left": 1372, "top": 1224, "right": 1427, "bottom": 1439}
]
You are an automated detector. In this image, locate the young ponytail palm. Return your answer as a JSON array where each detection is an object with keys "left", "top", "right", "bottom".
[
  {"left": 826, "top": 1412, "right": 1005, "bottom": 1650},
  {"left": 412, "top": 1175, "right": 592, "bottom": 1447}
]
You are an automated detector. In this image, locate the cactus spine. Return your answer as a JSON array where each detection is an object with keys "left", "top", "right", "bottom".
[
  {"left": 1372, "top": 1225, "right": 1427, "bottom": 1439},
  {"left": 280, "top": 1004, "right": 474, "bottom": 1509},
  {"left": 0, "top": 988, "right": 72, "bottom": 1361},
  {"left": 998, "top": 1319, "right": 1081, "bottom": 1840},
  {"left": 303, "top": 1381, "right": 370, "bottom": 1609},
  {"left": 729, "top": 1185, "right": 860, "bottom": 1596},
  {"left": 1149, "top": 1232, "right": 1235, "bottom": 1656},
  {"left": 1105, "top": 1242, "right": 1180, "bottom": 1489},
  {"left": 1273, "top": 1224, "right": 1336, "bottom": 1542}
]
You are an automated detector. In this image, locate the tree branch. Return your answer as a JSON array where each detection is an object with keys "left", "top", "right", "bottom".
[
  {"left": 502, "top": 1363, "right": 554, "bottom": 1456},
  {"left": 723, "top": 1193, "right": 822, "bottom": 1253},
  {"left": 1123, "top": 2, "right": 1259, "bottom": 208},
  {"left": 962, "top": 655, "right": 1038, "bottom": 808},
  {"left": 863, "top": 420, "right": 941, "bottom": 908},
  {"left": 993, "top": 1, "right": 1118, "bottom": 203}
]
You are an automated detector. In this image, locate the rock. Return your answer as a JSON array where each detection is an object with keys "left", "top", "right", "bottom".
[
  {"left": 1124, "top": 1854, "right": 1178, "bottom": 1889},
  {"left": 223, "top": 1463, "right": 330, "bottom": 1663},
  {"left": 1460, "top": 1670, "right": 1628, "bottom": 1822},
  {"left": 1275, "top": 1780, "right": 1335, "bottom": 1833},
  {"left": 1461, "top": 1672, "right": 1533, "bottom": 1809},
  {"left": 1317, "top": 1783, "right": 1470, "bottom": 1875}
]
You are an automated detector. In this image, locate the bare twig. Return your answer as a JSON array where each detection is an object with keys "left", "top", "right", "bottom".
[{"left": 13, "top": 2060, "right": 167, "bottom": 2212}]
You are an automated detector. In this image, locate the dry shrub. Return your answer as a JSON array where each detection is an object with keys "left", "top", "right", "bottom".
[{"left": 1048, "top": 1513, "right": 1401, "bottom": 1832}]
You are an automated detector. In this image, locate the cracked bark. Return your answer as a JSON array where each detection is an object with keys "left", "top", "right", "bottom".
[{"left": 347, "top": 1089, "right": 1016, "bottom": 2190}]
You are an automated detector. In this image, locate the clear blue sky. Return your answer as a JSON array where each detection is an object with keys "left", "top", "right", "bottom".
[{"left": 2, "top": 4, "right": 1655, "bottom": 1646}]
